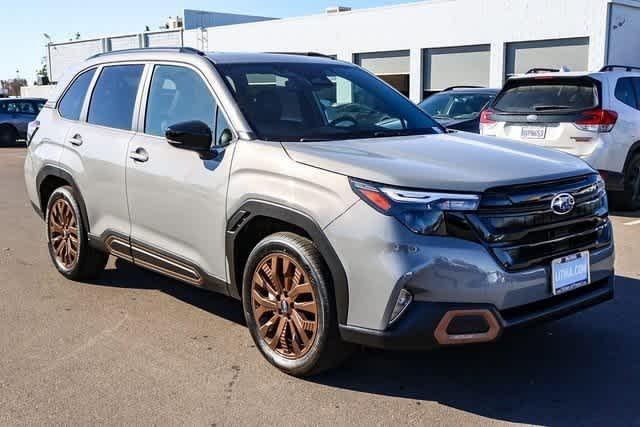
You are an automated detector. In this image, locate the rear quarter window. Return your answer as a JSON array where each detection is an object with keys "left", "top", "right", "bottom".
[
  {"left": 615, "top": 78, "right": 639, "bottom": 109},
  {"left": 493, "top": 79, "right": 598, "bottom": 113},
  {"left": 58, "top": 69, "right": 96, "bottom": 120}
]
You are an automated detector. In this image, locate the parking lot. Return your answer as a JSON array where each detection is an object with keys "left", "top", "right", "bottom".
[{"left": 0, "top": 145, "right": 639, "bottom": 426}]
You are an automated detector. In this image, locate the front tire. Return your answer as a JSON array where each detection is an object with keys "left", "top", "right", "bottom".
[
  {"left": 45, "top": 186, "right": 108, "bottom": 280},
  {"left": 611, "top": 154, "right": 640, "bottom": 211},
  {"left": 242, "top": 232, "right": 352, "bottom": 376}
]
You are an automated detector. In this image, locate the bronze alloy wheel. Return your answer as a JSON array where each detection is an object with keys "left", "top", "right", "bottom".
[
  {"left": 48, "top": 198, "right": 79, "bottom": 269},
  {"left": 251, "top": 253, "right": 319, "bottom": 359}
]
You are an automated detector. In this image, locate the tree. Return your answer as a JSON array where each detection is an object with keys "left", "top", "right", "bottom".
[
  {"left": 1, "top": 78, "right": 28, "bottom": 97},
  {"left": 35, "top": 57, "right": 49, "bottom": 86}
]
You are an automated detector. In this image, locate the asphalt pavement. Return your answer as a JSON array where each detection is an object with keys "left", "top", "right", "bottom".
[{"left": 1, "top": 146, "right": 639, "bottom": 426}]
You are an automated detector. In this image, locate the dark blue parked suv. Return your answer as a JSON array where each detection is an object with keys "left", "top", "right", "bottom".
[
  {"left": 0, "top": 98, "right": 46, "bottom": 146},
  {"left": 418, "top": 87, "right": 498, "bottom": 133}
]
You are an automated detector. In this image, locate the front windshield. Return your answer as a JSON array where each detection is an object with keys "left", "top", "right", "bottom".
[
  {"left": 216, "top": 62, "right": 442, "bottom": 142},
  {"left": 418, "top": 92, "right": 494, "bottom": 120}
]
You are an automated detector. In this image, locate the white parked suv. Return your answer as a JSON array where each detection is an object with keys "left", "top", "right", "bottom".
[{"left": 480, "top": 66, "right": 640, "bottom": 210}]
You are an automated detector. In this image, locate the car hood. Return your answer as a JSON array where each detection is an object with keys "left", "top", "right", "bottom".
[{"left": 281, "top": 133, "right": 594, "bottom": 192}]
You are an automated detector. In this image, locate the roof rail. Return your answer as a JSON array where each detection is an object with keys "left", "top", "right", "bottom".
[
  {"left": 442, "top": 85, "right": 483, "bottom": 91},
  {"left": 267, "top": 52, "right": 336, "bottom": 59},
  {"left": 600, "top": 64, "right": 640, "bottom": 72},
  {"left": 87, "top": 46, "right": 205, "bottom": 60},
  {"left": 525, "top": 67, "right": 560, "bottom": 74}
]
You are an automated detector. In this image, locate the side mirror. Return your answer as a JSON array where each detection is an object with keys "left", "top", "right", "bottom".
[
  {"left": 218, "top": 128, "right": 233, "bottom": 146},
  {"left": 166, "top": 120, "right": 212, "bottom": 152}
]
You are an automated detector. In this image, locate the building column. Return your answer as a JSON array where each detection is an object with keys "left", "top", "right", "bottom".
[
  {"left": 489, "top": 41, "right": 505, "bottom": 88},
  {"left": 337, "top": 50, "right": 354, "bottom": 63},
  {"left": 409, "top": 48, "right": 423, "bottom": 103},
  {"left": 335, "top": 50, "right": 354, "bottom": 104}
]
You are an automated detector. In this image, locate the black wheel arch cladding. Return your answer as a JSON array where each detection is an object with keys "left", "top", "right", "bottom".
[
  {"left": 227, "top": 200, "right": 349, "bottom": 324},
  {"left": 36, "top": 165, "right": 91, "bottom": 234}
]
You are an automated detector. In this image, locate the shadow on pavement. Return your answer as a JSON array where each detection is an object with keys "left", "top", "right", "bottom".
[
  {"left": 83, "top": 257, "right": 639, "bottom": 425},
  {"left": 314, "top": 274, "right": 639, "bottom": 426},
  {"left": 0, "top": 142, "right": 26, "bottom": 149},
  {"left": 611, "top": 210, "right": 640, "bottom": 219},
  {"left": 86, "top": 258, "right": 245, "bottom": 326}
]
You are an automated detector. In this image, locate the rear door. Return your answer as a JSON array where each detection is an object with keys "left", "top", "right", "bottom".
[
  {"left": 14, "top": 101, "right": 40, "bottom": 136},
  {"left": 483, "top": 76, "right": 601, "bottom": 153},
  {"left": 32, "top": 68, "right": 96, "bottom": 173},
  {"left": 60, "top": 63, "right": 145, "bottom": 238}
]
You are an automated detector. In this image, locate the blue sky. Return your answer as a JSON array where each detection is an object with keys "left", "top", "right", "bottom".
[{"left": 1, "top": 0, "right": 421, "bottom": 84}]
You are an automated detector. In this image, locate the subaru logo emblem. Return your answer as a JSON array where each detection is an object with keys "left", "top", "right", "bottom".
[
  {"left": 526, "top": 114, "right": 538, "bottom": 122},
  {"left": 551, "top": 193, "right": 575, "bottom": 215}
]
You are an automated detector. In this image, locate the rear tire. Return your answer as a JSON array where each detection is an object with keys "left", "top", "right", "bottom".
[
  {"left": 242, "top": 232, "right": 353, "bottom": 377},
  {"left": 45, "top": 186, "right": 108, "bottom": 281},
  {"left": 0, "top": 125, "right": 18, "bottom": 147},
  {"left": 611, "top": 154, "right": 640, "bottom": 211}
]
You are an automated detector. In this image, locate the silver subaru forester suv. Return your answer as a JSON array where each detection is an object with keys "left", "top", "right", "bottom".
[{"left": 25, "top": 48, "right": 614, "bottom": 376}]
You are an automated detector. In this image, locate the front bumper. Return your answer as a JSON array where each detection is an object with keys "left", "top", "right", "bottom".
[{"left": 340, "top": 274, "right": 614, "bottom": 350}]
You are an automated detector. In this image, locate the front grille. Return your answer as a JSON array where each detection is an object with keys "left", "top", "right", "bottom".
[{"left": 467, "top": 174, "right": 611, "bottom": 271}]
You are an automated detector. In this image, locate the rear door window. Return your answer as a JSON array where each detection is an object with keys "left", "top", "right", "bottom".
[
  {"left": 18, "top": 101, "right": 36, "bottom": 114},
  {"left": 493, "top": 79, "right": 598, "bottom": 113},
  {"left": 633, "top": 78, "right": 640, "bottom": 109},
  {"left": 58, "top": 68, "right": 96, "bottom": 121},
  {"left": 88, "top": 65, "right": 144, "bottom": 130},
  {"left": 33, "top": 101, "right": 45, "bottom": 113},
  {"left": 615, "top": 78, "right": 637, "bottom": 109},
  {"left": 5, "top": 102, "right": 18, "bottom": 113}
]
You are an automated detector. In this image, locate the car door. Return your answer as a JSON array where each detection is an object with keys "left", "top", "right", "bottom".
[
  {"left": 125, "top": 63, "right": 237, "bottom": 289},
  {"left": 15, "top": 101, "right": 39, "bottom": 136},
  {"left": 31, "top": 68, "right": 97, "bottom": 176},
  {"left": 2, "top": 101, "right": 22, "bottom": 135},
  {"left": 612, "top": 77, "right": 640, "bottom": 170},
  {"left": 60, "top": 63, "right": 145, "bottom": 239}
]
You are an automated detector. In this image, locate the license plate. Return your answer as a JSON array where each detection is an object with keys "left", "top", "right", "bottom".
[
  {"left": 551, "top": 251, "right": 590, "bottom": 295},
  {"left": 521, "top": 126, "right": 546, "bottom": 139}
]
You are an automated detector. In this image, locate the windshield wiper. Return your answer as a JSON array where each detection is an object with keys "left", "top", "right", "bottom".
[{"left": 532, "top": 105, "right": 573, "bottom": 111}]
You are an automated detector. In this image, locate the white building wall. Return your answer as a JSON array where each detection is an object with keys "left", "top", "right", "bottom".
[
  {"left": 49, "top": 39, "right": 104, "bottom": 82},
  {"left": 145, "top": 30, "right": 182, "bottom": 48},
  {"left": 20, "top": 85, "right": 55, "bottom": 99},
  {"left": 607, "top": 1, "right": 640, "bottom": 66},
  {"left": 183, "top": 0, "right": 615, "bottom": 101},
  {"left": 109, "top": 35, "right": 140, "bottom": 51},
  {"left": 47, "top": 0, "right": 640, "bottom": 101}
]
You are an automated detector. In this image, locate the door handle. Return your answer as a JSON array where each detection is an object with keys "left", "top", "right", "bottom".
[
  {"left": 68, "top": 134, "right": 83, "bottom": 146},
  {"left": 129, "top": 147, "right": 149, "bottom": 163}
]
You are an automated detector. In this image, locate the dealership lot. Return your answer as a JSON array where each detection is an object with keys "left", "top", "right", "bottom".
[{"left": 1, "top": 146, "right": 639, "bottom": 425}]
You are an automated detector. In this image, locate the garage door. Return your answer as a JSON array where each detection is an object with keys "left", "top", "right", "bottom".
[
  {"left": 423, "top": 45, "right": 490, "bottom": 96},
  {"left": 505, "top": 38, "right": 589, "bottom": 77},
  {"left": 354, "top": 50, "right": 410, "bottom": 96}
]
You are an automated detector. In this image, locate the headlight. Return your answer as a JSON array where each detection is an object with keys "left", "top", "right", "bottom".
[
  {"left": 596, "top": 174, "right": 606, "bottom": 194},
  {"left": 596, "top": 174, "right": 608, "bottom": 211},
  {"left": 349, "top": 178, "right": 480, "bottom": 235}
]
